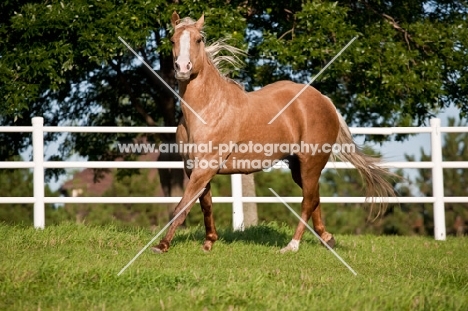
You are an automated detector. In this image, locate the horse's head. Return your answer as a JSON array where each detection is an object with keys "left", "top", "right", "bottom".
[{"left": 170, "top": 12, "right": 205, "bottom": 81}]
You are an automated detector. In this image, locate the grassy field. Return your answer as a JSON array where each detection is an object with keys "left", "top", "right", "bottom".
[{"left": 1, "top": 222, "right": 467, "bottom": 310}]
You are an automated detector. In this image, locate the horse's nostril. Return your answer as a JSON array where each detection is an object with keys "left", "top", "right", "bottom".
[
  {"left": 174, "top": 62, "right": 180, "bottom": 70},
  {"left": 187, "top": 61, "right": 192, "bottom": 70}
]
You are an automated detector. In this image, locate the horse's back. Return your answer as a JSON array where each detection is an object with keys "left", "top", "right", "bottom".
[
  {"left": 247, "top": 80, "right": 340, "bottom": 142},
  {"left": 250, "top": 80, "right": 320, "bottom": 97},
  {"left": 248, "top": 80, "right": 334, "bottom": 114}
]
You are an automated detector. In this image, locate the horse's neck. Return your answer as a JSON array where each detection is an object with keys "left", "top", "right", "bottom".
[{"left": 179, "top": 62, "right": 244, "bottom": 124}]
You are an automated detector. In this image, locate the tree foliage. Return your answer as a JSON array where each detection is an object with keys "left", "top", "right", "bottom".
[
  {"left": 247, "top": 1, "right": 468, "bottom": 128},
  {"left": 0, "top": 0, "right": 246, "bottom": 169}
]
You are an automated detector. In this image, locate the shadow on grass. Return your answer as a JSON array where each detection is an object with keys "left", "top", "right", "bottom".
[
  {"left": 170, "top": 222, "right": 353, "bottom": 252},
  {"left": 171, "top": 223, "right": 291, "bottom": 247}
]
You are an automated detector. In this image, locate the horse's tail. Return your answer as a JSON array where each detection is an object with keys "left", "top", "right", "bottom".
[{"left": 333, "top": 110, "right": 396, "bottom": 217}]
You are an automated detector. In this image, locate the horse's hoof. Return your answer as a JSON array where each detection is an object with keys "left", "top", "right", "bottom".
[
  {"left": 321, "top": 233, "right": 335, "bottom": 249},
  {"left": 280, "top": 239, "right": 300, "bottom": 253},
  {"left": 202, "top": 240, "right": 213, "bottom": 253},
  {"left": 279, "top": 245, "right": 299, "bottom": 254},
  {"left": 151, "top": 246, "right": 165, "bottom": 254},
  {"left": 151, "top": 241, "right": 169, "bottom": 254}
]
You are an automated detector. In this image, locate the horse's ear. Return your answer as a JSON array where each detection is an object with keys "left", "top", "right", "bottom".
[
  {"left": 195, "top": 13, "right": 204, "bottom": 30},
  {"left": 171, "top": 11, "right": 180, "bottom": 28}
]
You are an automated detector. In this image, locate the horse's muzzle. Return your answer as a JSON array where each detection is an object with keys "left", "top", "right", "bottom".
[
  {"left": 174, "top": 58, "right": 192, "bottom": 81},
  {"left": 175, "top": 71, "right": 191, "bottom": 81}
]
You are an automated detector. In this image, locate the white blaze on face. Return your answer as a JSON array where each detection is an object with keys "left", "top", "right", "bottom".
[{"left": 176, "top": 30, "right": 191, "bottom": 74}]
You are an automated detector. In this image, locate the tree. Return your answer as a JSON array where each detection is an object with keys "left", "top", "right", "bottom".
[
  {"left": 245, "top": 0, "right": 468, "bottom": 129},
  {"left": 242, "top": 174, "right": 258, "bottom": 227},
  {"left": 1, "top": 1, "right": 467, "bottom": 226},
  {"left": 0, "top": 0, "right": 249, "bottom": 220},
  {"left": 0, "top": 1, "right": 246, "bottom": 163},
  {"left": 2, "top": 0, "right": 467, "bottom": 158}
]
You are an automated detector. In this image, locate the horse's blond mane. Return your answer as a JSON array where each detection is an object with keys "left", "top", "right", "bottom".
[
  {"left": 174, "top": 17, "right": 201, "bottom": 30},
  {"left": 205, "top": 39, "right": 245, "bottom": 77},
  {"left": 174, "top": 17, "right": 245, "bottom": 86}
]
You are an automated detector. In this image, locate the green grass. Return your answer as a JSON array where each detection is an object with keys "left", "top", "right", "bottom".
[{"left": 1, "top": 222, "right": 467, "bottom": 310}]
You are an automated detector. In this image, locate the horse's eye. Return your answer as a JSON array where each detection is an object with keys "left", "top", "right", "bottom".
[
  {"left": 170, "top": 39, "right": 175, "bottom": 45},
  {"left": 196, "top": 38, "right": 202, "bottom": 44}
]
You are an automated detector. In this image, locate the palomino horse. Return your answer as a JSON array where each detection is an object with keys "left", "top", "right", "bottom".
[{"left": 152, "top": 12, "right": 394, "bottom": 253}]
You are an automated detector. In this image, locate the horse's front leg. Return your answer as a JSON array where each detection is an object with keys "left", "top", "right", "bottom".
[
  {"left": 199, "top": 183, "right": 218, "bottom": 252},
  {"left": 152, "top": 169, "right": 216, "bottom": 253},
  {"left": 310, "top": 204, "right": 335, "bottom": 248}
]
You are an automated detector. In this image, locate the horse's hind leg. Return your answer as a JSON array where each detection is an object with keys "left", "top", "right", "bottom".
[
  {"left": 199, "top": 183, "right": 218, "bottom": 252},
  {"left": 281, "top": 154, "right": 334, "bottom": 253}
]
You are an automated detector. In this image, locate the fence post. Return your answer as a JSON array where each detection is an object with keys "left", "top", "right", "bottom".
[
  {"left": 430, "top": 118, "right": 446, "bottom": 240},
  {"left": 231, "top": 174, "right": 244, "bottom": 231},
  {"left": 32, "top": 117, "right": 45, "bottom": 229}
]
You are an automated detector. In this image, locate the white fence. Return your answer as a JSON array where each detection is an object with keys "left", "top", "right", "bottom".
[{"left": 1, "top": 117, "right": 468, "bottom": 240}]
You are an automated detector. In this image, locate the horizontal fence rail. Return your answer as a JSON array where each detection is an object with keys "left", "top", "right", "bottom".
[{"left": 1, "top": 117, "right": 467, "bottom": 240}]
